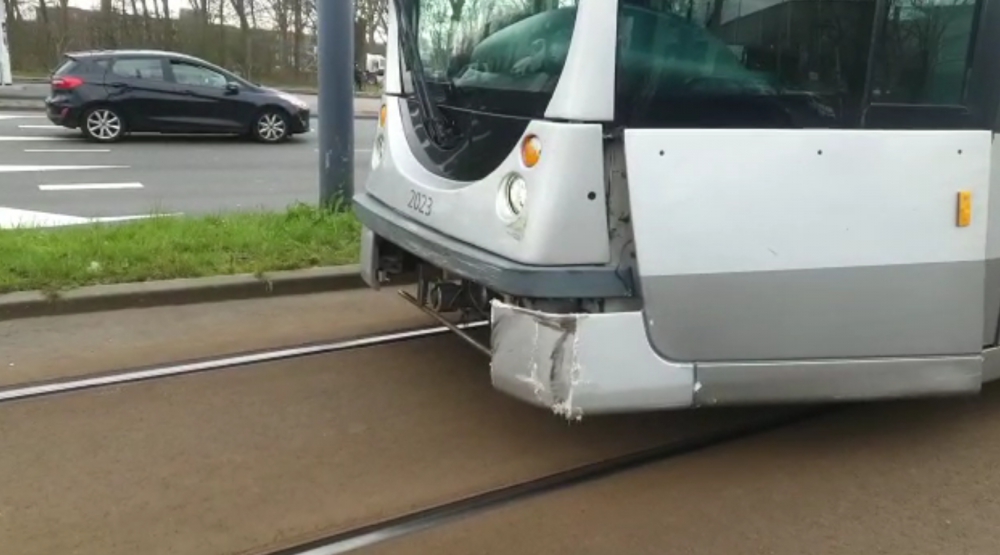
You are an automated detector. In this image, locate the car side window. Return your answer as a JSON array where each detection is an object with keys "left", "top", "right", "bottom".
[
  {"left": 170, "top": 61, "right": 229, "bottom": 89},
  {"left": 111, "top": 58, "right": 165, "bottom": 80}
]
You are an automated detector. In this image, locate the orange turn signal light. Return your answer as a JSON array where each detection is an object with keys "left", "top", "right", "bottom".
[
  {"left": 521, "top": 135, "right": 541, "bottom": 168},
  {"left": 379, "top": 104, "right": 387, "bottom": 128}
]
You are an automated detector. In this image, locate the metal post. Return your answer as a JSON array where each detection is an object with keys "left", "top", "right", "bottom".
[
  {"left": 0, "top": 0, "right": 12, "bottom": 86},
  {"left": 317, "top": 0, "right": 355, "bottom": 209}
]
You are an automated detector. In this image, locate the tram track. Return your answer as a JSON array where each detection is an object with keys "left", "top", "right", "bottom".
[
  {"left": 257, "top": 405, "right": 841, "bottom": 555},
  {"left": 0, "top": 303, "right": 841, "bottom": 555},
  {"left": 0, "top": 320, "right": 489, "bottom": 404}
]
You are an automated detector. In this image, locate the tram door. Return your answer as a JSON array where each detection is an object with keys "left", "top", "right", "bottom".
[{"left": 616, "top": 0, "right": 995, "bottom": 364}]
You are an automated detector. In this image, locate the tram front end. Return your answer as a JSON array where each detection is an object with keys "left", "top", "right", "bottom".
[{"left": 354, "top": 0, "right": 1000, "bottom": 419}]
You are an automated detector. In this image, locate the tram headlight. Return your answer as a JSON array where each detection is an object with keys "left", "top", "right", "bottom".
[
  {"left": 371, "top": 134, "right": 385, "bottom": 170},
  {"left": 498, "top": 173, "right": 527, "bottom": 219}
]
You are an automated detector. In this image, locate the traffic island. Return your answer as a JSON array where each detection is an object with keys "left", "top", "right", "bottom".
[{"left": 0, "top": 203, "right": 372, "bottom": 320}]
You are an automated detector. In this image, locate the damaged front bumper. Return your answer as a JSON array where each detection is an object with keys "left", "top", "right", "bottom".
[{"left": 489, "top": 300, "right": 697, "bottom": 419}]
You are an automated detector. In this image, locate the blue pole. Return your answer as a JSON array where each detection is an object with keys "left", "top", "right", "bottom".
[{"left": 317, "top": 0, "right": 355, "bottom": 209}]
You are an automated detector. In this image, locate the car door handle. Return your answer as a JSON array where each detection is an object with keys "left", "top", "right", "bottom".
[{"left": 108, "top": 82, "right": 128, "bottom": 89}]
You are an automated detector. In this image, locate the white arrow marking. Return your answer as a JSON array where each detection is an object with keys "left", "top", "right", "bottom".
[
  {"left": 0, "top": 207, "right": 180, "bottom": 230},
  {"left": 0, "top": 164, "right": 127, "bottom": 173},
  {"left": 0, "top": 207, "right": 89, "bottom": 228}
]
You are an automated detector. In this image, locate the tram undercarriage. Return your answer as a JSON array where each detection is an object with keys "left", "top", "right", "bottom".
[{"left": 360, "top": 215, "right": 996, "bottom": 422}]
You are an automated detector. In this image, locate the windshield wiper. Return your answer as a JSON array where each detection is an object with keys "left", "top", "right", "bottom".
[{"left": 392, "top": 0, "right": 461, "bottom": 148}]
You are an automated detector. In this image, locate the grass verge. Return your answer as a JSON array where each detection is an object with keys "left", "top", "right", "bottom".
[{"left": 0, "top": 203, "right": 361, "bottom": 295}]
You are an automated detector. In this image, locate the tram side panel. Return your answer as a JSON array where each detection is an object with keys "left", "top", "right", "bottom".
[
  {"left": 623, "top": 128, "right": 991, "bottom": 402},
  {"left": 983, "top": 136, "right": 1000, "bottom": 380}
]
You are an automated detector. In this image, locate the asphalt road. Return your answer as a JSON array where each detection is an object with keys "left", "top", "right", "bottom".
[{"left": 0, "top": 111, "right": 377, "bottom": 223}]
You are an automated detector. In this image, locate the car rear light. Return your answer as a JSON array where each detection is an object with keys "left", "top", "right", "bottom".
[{"left": 51, "top": 76, "right": 84, "bottom": 90}]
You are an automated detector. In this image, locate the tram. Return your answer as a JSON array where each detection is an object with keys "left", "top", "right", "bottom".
[{"left": 353, "top": 0, "right": 1000, "bottom": 419}]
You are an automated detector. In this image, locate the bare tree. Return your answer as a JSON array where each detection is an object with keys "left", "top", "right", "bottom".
[{"left": 4, "top": 0, "right": 390, "bottom": 90}]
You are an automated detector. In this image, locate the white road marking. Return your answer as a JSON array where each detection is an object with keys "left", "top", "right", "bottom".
[
  {"left": 40, "top": 182, "right": 143, "bottom": 191},
  {"left": 24, "top": 149, "right": 111, "bottom": 153},
  {"left": 0, "top": 114, "right": 48, "bottom": 120},
  {"left": 0, "top": 136, "right": 74, "bottom": 142},
  {"left": 0, "top": 164, "right": 127, "bottom": 173},
  {"left": 17, "top": 124, "right": 59, "bottom": 129},
  {"left": 0, "top": 206, "right": 179, "bottom": 230},
  {"left": 92, "top": 213, "right": 182, "bottom": 223}
]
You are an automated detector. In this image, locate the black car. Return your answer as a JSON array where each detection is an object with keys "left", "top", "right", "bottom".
[{"left": 44, "top": 49, "right": 311, "bottom": 143}]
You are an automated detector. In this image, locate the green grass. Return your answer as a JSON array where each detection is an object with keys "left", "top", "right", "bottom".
[{"left": 0, "top": 203, "right": 362, "bottom": 295}]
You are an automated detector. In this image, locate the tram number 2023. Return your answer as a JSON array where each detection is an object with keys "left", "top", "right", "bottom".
[{"left": 407, "top": 189, "right": 433, "bottom": 216}]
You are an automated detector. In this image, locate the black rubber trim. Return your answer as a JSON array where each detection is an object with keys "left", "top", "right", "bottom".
[{"left": 353, "top": 192, "right": 632, "bottom": 299}]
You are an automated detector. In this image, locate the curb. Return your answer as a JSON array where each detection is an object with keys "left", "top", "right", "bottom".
[
  {"left": 0, "top": 265, "right": 372, "bottom": 321},
  {"left": 0, "top": 99, "right": 380, "bottom": 120}
]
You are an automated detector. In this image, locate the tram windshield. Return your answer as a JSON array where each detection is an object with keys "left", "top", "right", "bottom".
[{"left": 402, "top": 0, "right": 580, "bottom": 120}]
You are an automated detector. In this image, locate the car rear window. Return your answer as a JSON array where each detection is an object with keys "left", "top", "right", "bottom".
[
  {"left": 53, "top": 56, "right": 110, "bottom": 77},
  {"left": 52, "top": 58, "right": 79, "bottom": 77}
]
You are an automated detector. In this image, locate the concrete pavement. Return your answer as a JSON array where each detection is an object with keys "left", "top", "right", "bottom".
[
  {"left": 5, "top": 290, "right": 1000, "bottom": 555},
  {"left": 357, "top": 387, "right": 1000, "bottom": 555},
  {"left": 0, "top": 112, "right": 377, "bottom": 220},
  {"left": 0, "top": 288, "right": 431, "bottom": 387},
  {"left": 0, "top": 289, "right": 790, "bottom": 555}
]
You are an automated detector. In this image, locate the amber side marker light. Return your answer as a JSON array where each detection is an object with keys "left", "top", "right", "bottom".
[
  {"left": 957, "top": 190, "right": 972, "bottom": 228},
  {"left": 379, "top": 104, "right": 387, "bottom": 128},
  {"left": 521, "top": 135, "right": 542, "bottom": 168}
]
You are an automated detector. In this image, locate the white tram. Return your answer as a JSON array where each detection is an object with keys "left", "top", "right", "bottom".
[{"left": 354, "top": 0, "right": 1000, "bottom": 418}]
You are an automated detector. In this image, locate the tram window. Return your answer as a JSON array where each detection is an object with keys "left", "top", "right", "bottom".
[
  {"left": 616, "top": 0, "right": 877, "bottom": 129},
  {"left": 870, "top": 0, "right": 979, "bottom": 106}
]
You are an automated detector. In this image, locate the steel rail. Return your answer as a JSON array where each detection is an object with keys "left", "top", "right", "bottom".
[{"left": 0, "top": 321, "right": 489, "bottom": 403}]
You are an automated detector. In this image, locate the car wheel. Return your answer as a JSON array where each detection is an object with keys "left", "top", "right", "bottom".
[
  {"left": 252, "top": 109, "right": 290, "bottom": 143},
  {"left": 81, "top": 106, "right": 126, "bottom": 143}
]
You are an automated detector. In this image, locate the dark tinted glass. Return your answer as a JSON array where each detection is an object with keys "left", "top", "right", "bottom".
[
  {"left": 171, "top": 61, "right": 229, "bottom": 89},
  {"left": 870, "top": 0, "right": 979, "bottom": 105},
  {"left": 52, "top": 58, "right": 78, "bottom": 76},
  {"left": 617, "top": 0, "right": 877, "bottom": 128},
  {"left": 53, "top": 57, "right": 109, "bottom": 76},
  {"left": 111, "top": 58, "right": 165, "bottom": 81}
]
